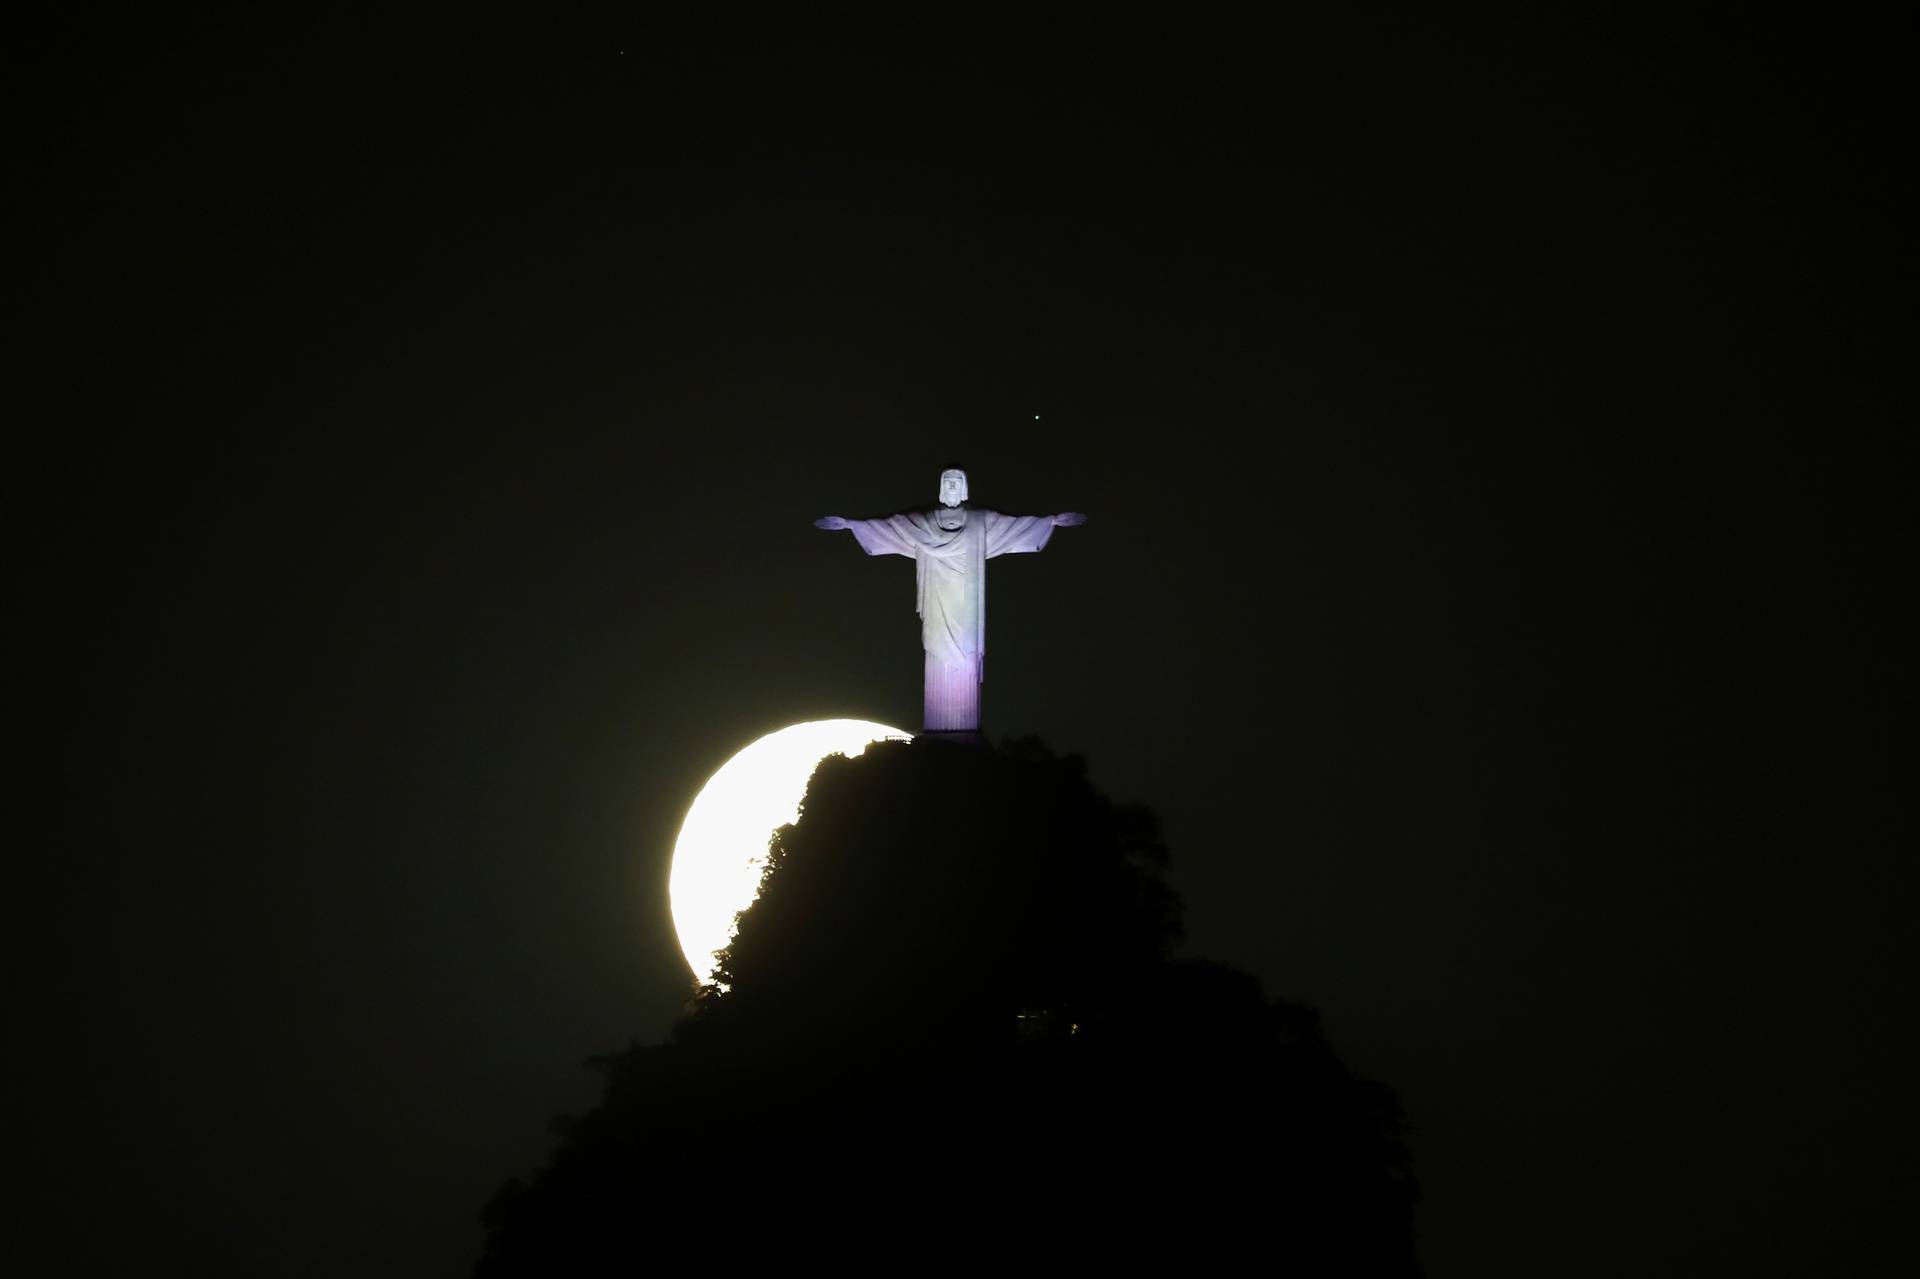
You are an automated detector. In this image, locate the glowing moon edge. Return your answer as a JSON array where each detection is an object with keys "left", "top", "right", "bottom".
[{"left": 669, "top": 719, "right": 911, "bottom": 985}]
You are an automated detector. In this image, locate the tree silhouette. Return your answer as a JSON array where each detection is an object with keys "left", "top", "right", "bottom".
[{"left": 477, "top": 738, "right": 1418, "bottom": 1274}]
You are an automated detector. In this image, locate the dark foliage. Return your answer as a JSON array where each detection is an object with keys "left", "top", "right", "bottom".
[{"left": 477, "top": 738, "right": 1417, "bottom": 1274}]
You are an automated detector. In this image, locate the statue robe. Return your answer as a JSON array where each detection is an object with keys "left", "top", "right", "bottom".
[{"left": 847, "top": 508, "right": 1056, "bottom": 732}]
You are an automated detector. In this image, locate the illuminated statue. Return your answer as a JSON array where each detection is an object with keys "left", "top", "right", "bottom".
[{"left": 815, "top": 468, "right": 1086, "bottom": 733}]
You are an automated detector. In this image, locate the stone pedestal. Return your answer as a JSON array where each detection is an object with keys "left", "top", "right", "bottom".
[{"left": 918, "top": 730, "right": 991, "bottom": 750}]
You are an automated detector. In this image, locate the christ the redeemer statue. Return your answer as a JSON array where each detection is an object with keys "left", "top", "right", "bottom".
[{"left": 815, "top": 467, "right": 1086, "bottom": 733}]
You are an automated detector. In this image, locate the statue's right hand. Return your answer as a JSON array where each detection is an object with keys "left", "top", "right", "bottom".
[{"left": 814, "top": 515, "right": 849, "bottom": 531}]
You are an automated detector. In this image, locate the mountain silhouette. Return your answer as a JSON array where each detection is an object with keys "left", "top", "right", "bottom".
[{"left": 477, "top": 737, "right": 1418, "bottom": 1274}]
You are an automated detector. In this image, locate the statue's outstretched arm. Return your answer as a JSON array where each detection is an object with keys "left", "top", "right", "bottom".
[{"left": 817, "top": 513, "right": 920, "bottom": 557}]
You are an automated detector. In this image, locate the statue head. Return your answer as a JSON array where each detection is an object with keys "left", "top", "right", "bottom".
[{"left": 938, "top": 467, "right": 969, "bottom": 507}]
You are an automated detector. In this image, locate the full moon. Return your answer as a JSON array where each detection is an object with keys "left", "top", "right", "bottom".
[{"left": 669, "top": 719, "right": 910, "bottom": 984}]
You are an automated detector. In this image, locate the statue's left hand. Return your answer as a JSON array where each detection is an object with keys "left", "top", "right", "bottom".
[{"left": 1053, "top": 512, "right": 1087, "bottom": 527}]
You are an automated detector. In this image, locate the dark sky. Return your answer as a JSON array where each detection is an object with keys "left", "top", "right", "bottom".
[{"left": 19, "top": 8, "right": 1911, "bottom": 1276}]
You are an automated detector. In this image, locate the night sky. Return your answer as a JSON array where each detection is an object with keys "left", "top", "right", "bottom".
[{"left": 20, "top": 9, "right": 1911, "bottom": 1276}]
